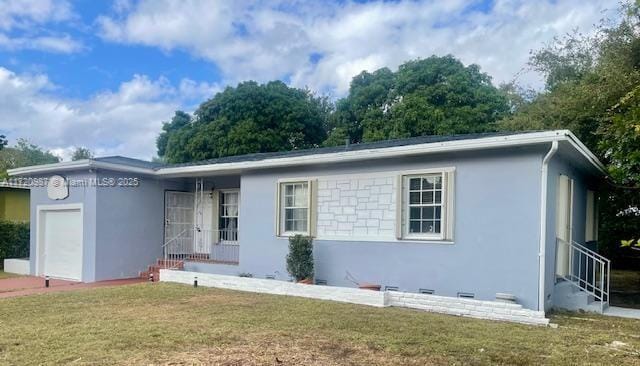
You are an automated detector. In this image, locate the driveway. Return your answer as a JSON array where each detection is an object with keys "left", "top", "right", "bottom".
[{"left": 0, "top": 276, "right": 145, "bottom": 299}]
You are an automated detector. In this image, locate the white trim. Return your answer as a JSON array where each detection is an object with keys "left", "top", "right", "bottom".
[
  {"left": 7, "top": 130, "right": 606, "bottom": 178},
  {"left": 0, "top": 182, "right": 30, "bottom": 189},
  {"left": 277, "top": 179, "right": 312, "bottom": 237},
  {"left": 35, "top": 203, "right": 84, "bottom": 282},
  {"left": 312, "top": 235, "right": 455, "bottom": 245},
  {"left": 8, "top": 159, "right": 156, "bottom": 176},
  {"left": 538, "top": 141, "right": 558, "bottom": 312},
  {"left": 397, "top": 169, "right": 455, "bottom": 242},
  {"left": 157, "top": 131, "right": 565, "bottom": 176}
]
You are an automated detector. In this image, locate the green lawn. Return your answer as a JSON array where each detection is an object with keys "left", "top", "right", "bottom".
[
  {"left": 0, "top": 283, "right": 639, "bottom": 365},
  {"left": 0, "top": 270, "right": 20, "bottom": 280}
]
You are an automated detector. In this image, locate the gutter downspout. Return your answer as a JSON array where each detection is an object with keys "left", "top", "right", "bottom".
[{"left": 538, "top": 140, "right": 558, "bottom": 312}]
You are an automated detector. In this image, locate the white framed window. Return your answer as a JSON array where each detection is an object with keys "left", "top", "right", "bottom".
[
  {"left": 398, "top": 169, "right": 454, "bottom": 241},
  {"left": 219, "top": 190, "right": 239, "bottom": 242},
  {"left": 276, "top": 179, "right": 316, "bottom": 236}
]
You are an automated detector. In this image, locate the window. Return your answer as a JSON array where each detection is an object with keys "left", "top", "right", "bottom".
[
  {"left": 399, "top": 170, "right": 454, "bottom": 241},
  {"left": 219, "top": 191, "right": 239, "bottom": 242},
  {"left": 280, "top": 181, "right": 309, "bottom": 235}
]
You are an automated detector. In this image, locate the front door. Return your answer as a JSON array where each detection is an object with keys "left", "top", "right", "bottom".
[
  {"left": 164, "top": 191, "right": 194, "bottom": 255},
  {"left": 556, "top": 175, "right": 573, "bottom": 277}
]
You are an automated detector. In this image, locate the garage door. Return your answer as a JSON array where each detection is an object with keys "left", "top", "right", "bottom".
[{"left": 42, "top": 209, "right": 83, "bottom": 281}]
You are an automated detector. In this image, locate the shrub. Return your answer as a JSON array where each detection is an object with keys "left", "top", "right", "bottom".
[
  {"left": 286, "top": 235, "right": 314, "bottom": 281},
  {"left": 0, "top": 220, "right": 29, "bottom": 267}
]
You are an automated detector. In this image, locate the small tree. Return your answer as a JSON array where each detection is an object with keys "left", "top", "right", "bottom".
[
  {"left": 71, "top": 147, "right": 94, "bottom": 161},
  {"left": 286, "top": 235, "right": 314, "bottom": 282}
]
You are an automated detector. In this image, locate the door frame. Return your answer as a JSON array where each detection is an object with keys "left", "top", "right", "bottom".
[
  {"left": 163, "top": 190, "right": 195, "bottom": 244},
  {"left": 35, "top": 203, "right": 84, "bottom": 281},
  {"left": 555, "top": 175, "right": 574, "bottom": 278}
]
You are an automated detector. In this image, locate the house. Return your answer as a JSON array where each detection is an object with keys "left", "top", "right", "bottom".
[
  {"left": 0, "top": 182, "right": 30, "bottom": 222},
  {"left": 7, "top": 130, "right": 609, "bottom": 314}
]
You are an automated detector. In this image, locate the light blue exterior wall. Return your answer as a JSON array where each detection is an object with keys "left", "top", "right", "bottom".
[
  {"left": 93, "top": 171, "right": 187, "bottom": 281},
  {"left": 24, "top": 142, "right": 600, "bottom": 311},
  {"left": 29, "top": 172, "right": 98, "bottom": 281},
  {"left": 189, "top": 147, "right": 547, "bottom": 309},
  {"left": 28, "top": 170, "right": 188, "bottom": 282},
  {"left": 543, "top": 152, "right": 599, "bottom": 310}
]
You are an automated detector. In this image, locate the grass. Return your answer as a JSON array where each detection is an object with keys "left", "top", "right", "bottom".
[
  {"left": 0, "top": 283, "right": 639, "bottom": 365},
  {"left": 611, "top": 269, "right": 640, "bottom": 309},
  {"left": 0, "top": 270, "right": 20, "bottom": 280}
]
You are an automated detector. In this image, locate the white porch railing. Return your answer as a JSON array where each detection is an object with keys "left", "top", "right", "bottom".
[
  {"left": 556, "top": 238, "right": 610, "bottom": 313},
  {"left": 163, "top": 228, "right": 239, "bottom": 268}
]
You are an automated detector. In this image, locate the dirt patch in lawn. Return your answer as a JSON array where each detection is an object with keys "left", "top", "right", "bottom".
[{"left": 133, "top": 337, "right": 445, "bottom": 366}]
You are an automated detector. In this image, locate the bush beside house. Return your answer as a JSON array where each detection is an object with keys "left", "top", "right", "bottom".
[
  {"left": 286, "top": 235, "right": 314, "bottom": 282},
  {"left": 0, "top": 220, "right": 29, "bottom": 268}
]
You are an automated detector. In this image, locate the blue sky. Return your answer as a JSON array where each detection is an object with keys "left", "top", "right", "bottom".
[{"left": 0, "top": 0, "right": 619, "bottom": 160}]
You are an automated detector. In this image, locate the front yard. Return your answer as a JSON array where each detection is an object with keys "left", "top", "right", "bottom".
[
  {"left": 0, "top": 270, "right": 19, "bottom": 280},
  {"left": 0, "top": 283, "right": 639, "bottom": 365}
]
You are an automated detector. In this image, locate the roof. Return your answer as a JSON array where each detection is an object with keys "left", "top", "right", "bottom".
[
  {"left": 93, "top": 156, "right": 165, "bottom": 170},
  {"left": 167, "top": 131, "right": 533, "bottom": 168},
  {"left": 7, "top": 130, "right": 606, "bottom": 177}
]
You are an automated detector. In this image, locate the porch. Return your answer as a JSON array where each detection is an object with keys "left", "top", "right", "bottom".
[{"left": 162, "top": 177, "right": 241, "bottom": 268}]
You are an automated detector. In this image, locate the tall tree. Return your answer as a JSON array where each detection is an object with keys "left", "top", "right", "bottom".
[
  {"left": 71, "top": 147, "right": 94, "bottom": 161},
  {"left": 156, "top": 111, "right": 191, "bottom": 159},
  {"left": 325, "top": 56, "right": 509, "bottom": 145},
  {"left": 0, "top": 139, "right": 60, "bottom": 179},
  {"left": 498, "top": 0, "right": 640, "bottom": 263},
  {"left": 158, "top": 81, "right": 330, "bottom": 163}
]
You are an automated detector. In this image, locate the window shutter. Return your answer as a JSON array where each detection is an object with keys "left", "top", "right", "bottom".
[
  {"left": 275, "top": 182, "right": 281, "bottom": 236},
  {"left": 444, "top": 170, "right": 455, "bottom": 241},
  {"left": 395, "top": 175, "right": 403, "bottom": 239},
  {"left": 309, "top": 179, "right": 318, "bottom": 237},
  {"left": 211, "top": 190, "right": 220, "bottom": 231}
]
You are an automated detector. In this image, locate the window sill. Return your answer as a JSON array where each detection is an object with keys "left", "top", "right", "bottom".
[
  {"left": 277, "top": 233, "right": 312, "bottom": 239},
  {"left": 310, "top": 235, "right": 454, "bottom": 245}
]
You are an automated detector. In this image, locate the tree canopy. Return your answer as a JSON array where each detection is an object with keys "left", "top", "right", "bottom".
[
  {"left": 71, "top": 147, "right": 94, "bottom": 161},
  {"left": 497, "top": 1, "right": 640, "bottom": 264},
  {"left": 157, "top": 81, "right": 330, "bottom": 163},
  {"left": 0, "top": 139, "right": 60, "bottom": 179},
  {"left": 325, "top": 56, "right": 509, "bottom": 145},
  {"left": 157, "top": 57, "right": 509, "bottom": 161}
]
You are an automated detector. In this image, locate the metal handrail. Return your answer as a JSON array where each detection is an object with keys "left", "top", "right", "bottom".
[
  {"left": 162, "top": 228, "right": 190, "bottom": 249},
  {"left": 556, "top": 238, "right": 610, "bottom": 313},
  {"left": 163, "top": 227, "right": 239, "bottom": 267}
]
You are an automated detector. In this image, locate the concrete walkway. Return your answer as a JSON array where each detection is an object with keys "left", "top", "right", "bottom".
[
  {"left": 604, "top": 306, "right": 640, "bottom": 319},
  {"left": 0, "top": 276, "right": 145, "bottom": 299}
]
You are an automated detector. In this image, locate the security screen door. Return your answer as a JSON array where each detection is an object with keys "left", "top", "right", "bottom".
[{"left": 164, "top": 191, "right": 195, "bottom": 255}]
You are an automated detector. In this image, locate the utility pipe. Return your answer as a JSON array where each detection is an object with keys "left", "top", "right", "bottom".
[{"left": 538, "top": 140, "right": 558, "bottom": 312}]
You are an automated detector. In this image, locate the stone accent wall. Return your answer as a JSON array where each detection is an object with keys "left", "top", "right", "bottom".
[
  {"left": 316, "top": 175, "right": 397, "bottom": 239},
  {"left": 161, "top": 270, "right": 550, "bottom": 326}
]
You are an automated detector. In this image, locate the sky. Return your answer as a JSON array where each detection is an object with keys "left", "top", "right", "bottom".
[{"left": 0, "top": 0, "right": 620, "bottom": 161}]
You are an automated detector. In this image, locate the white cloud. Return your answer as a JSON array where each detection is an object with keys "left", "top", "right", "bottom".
[
  {"left": 0, "top": 67, "right": 219, "bottom": 160},
  {"left": 97, "top": 0, "right": 620, "bottom": 95},
  {"left": 0, "top": 0, "right": 73, "bottom": 30},
  {"left": 0, "top": 33, "right": 83, "bottom": 53},
  {"left": 0, "top": 0, "right": 83, "bottom": 54}
]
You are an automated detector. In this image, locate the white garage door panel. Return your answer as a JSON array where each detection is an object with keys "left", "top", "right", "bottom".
[{"left": 43, "top": 209, "right": 82, "bottom": 281}]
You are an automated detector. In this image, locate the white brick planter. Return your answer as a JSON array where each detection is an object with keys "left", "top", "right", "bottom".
[
  {"left": 160, "top": 270, "right": 549, "bottom": 326},
  {"left": 386, "top": 292, "right": 549, "bottom": 326},
  {"left": 3, "top": 258, "right": 30, "bottom": 275},
  {"left": 160, "top": 269, "right": 386, "bottom": 307}
]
